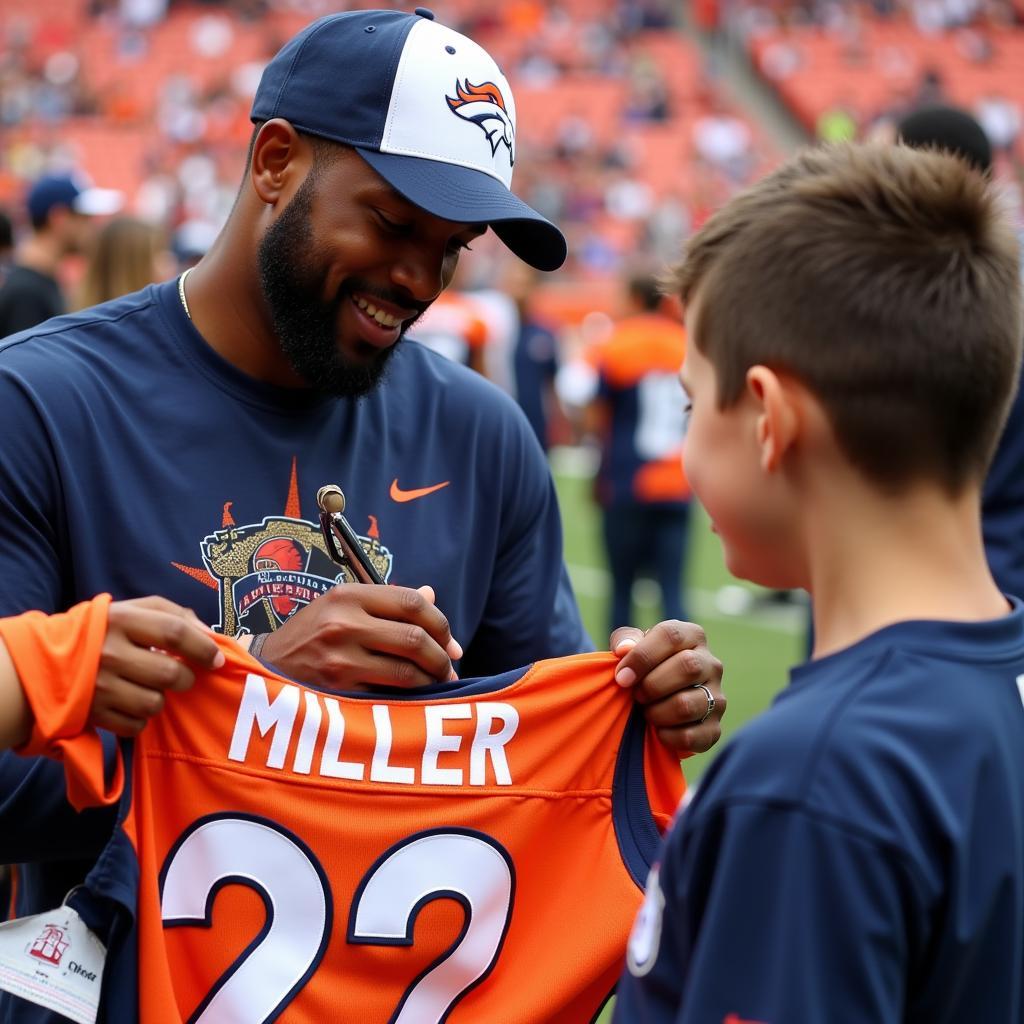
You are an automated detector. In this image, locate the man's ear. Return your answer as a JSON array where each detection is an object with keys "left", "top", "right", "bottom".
[
  {"left": 250, "top": 119, "right": 307, "bottom": 206},
  {"left": 747, "top": 365, "right": 799, "bottom": 473}
]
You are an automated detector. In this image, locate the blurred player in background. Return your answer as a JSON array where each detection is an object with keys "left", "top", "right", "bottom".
[
  {"left": 588, "top": 272, "right": 691, "bottom": 634},
  {"left": 503, "top": 260, "right": 561, "bottom": 452},
  {"left": 616, "top": 143, "right": 1024, "bottom": 1022},
  {"left": 406, "top": 283, "right": 490, "bottom": 374}
]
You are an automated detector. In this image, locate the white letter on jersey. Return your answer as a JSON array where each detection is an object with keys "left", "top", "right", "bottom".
[
  {"left": 470, "top": 703, "right": 518, "bottom": 786},
  {"left": 422, "top": 705, "right": 472, "bottom": 785},
  {"left": 292, "top": 693, "right": 323, "bottom": 775},
  {"left": 228, "top": 675, "right": 300, "bottom": 769},
  {"left": 371, "top": 705, "right": 416, "bottom": 784},
  {"left": 320, "top": 698, "right": 365, "bottom": 781}
]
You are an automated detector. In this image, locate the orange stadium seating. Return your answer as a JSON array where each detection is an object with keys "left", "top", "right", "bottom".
[
  {"left": 0, "top": 1, "right": 773, "bottom": 319},
  {"left": 749, "top": 21, "right": 1024, "bottom": 134}
]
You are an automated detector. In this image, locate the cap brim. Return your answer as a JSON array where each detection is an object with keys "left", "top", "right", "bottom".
[
  {"left": 73, "top": 187, "right": 124, "bottom": 216},
  {"left": 356, "top": 148, "right": 567, "bottom": 272}
]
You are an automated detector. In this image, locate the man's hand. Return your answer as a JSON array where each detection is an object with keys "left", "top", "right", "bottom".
[
  {"left": 610, "top": 620, "right": 726, "bottom": 756},
  {"left": 257, "top": 584, "right": 463, "bottom": 691},
  {"left": 92, "top": 597, "right": 225, "bottom": 736}
]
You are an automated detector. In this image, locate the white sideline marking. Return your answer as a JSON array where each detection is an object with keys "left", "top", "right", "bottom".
[{"left": 565, "top": 563, "right": 806, "bottom": 636}]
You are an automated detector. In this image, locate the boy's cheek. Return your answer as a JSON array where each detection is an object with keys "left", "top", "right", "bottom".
[{"left": 698, "top": 472, "right": 802, "bottom": 589}]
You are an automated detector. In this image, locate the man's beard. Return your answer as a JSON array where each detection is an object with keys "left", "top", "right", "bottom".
[{"left": 256, "top": 177, "right": 407, "bottom": 398}]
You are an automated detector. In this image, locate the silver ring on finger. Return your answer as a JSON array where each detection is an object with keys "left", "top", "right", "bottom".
[{"left": 694, "top": 683, "right": 716, "bottom": 724}]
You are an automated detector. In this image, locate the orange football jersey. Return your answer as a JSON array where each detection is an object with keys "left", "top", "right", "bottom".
[{"left": 4, "top": 599, "right": 683, "bottom": 1023}]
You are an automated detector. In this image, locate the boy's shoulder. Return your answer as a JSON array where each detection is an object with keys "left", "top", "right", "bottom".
[{"left": 690, "top": 610, "right": 1024, "bottom": 850}]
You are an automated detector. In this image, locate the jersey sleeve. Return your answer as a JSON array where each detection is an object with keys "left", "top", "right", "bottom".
[
  {"left": 615, "top": 800, "right": 912, "bottom": 1024},
  {"left": 0, "top": 594, "right": 124, "bottom": 812}
]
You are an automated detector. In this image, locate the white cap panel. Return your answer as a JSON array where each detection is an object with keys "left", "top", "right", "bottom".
[{"left": 380, "top": 19, "right": 517, "bottom": 187}]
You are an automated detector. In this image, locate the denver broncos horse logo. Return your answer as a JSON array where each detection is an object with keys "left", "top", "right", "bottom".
[{"left": 446, "top": 79, "right": 515, "bottom": 166}]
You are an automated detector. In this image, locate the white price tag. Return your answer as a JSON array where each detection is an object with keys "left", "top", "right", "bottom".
[{"left": 0, "top": 904, "right": 105, "bottom": 1024}]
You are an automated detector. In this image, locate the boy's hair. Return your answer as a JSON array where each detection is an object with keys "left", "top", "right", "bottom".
[{"left": 668, "top": 142, "right": 1022, "bottom": 494}]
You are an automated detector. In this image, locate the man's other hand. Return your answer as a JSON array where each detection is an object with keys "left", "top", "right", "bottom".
[
  {"left": 609, "top": 620, "right": 726, "bottom": 756},
  {"left": 92, "top": 596, "right": 225, "bottom": 736}
]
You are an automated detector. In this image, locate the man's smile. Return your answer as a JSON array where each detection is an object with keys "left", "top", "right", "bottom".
[{"left": 345, "top": 290, "right": 420, "bottom": 352}]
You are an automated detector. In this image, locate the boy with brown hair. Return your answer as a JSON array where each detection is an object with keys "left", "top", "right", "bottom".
[{"left": 614, "top": 142, "right": 1024, "bottom": 1022}]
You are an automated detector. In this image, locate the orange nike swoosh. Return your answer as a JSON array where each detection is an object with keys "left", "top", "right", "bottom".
[{"left": 390, "top": 478, "right": 451, "bottom": 502}]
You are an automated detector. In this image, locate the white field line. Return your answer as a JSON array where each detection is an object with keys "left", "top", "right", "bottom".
[{"left": 565, "top": 562, "right": 807, "bottom": 635}]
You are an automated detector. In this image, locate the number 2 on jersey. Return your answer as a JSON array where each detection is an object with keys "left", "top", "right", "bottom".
[{"left": 160, "top": 814, "right": 515, "bottom": 1024}]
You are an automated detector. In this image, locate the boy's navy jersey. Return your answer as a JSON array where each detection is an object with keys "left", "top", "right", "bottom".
[
  {"left": 615, "top": 604, "right": 1024, "bottom": 1024},
  {"left": 0, "top": 280, "right": 588, "bottom": 983}
]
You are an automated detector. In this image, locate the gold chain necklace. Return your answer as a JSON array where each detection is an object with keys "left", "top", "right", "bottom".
[{"left": 177, "top": 267, "right": 193, "bottom": 321}]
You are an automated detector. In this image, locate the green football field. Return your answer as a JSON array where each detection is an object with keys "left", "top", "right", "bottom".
[
  {"left": 552, "top": 449, "right": 807, "bottom": 782},
  {"left": 551, "top": 451, "right": 807, "bottom": 1023}
]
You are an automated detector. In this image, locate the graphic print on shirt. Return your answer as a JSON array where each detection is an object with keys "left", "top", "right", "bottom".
[{"left": 172, "top": 459, "right": 392, "bottom": 636}]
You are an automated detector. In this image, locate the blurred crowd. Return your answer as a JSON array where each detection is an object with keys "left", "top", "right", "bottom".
[
  {"left": 710, "top": 0, "right": 1024, "bottom": 193},
  {"left": 0, "top": 0, "right": 777, "bottom": 304},
  {"left": 2, "top": 0, "right": 1021, "bottom": 438}
]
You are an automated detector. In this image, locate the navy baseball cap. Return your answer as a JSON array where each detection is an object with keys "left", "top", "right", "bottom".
[
  {"left": 251, "top": 7, "right": 567, "bottom": 272},
  {"left": 26, "top": 173, "right": 123, "bottom": 224}
]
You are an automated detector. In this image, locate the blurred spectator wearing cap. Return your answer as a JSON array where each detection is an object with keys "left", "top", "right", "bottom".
[
  {"left": 580, "top": 272, "right": 692, "bottom": 634},
  {"left": 0, "top": 173, "right": 122, "bottom": 337},
  {"left": 74, "top": 216, "right": 172, "bottom": 310},
  {"left": 898, "top": 104, "right": 1024, "bottom": 600}
]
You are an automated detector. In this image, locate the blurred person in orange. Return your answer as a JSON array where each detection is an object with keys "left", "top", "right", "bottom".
[
  {"left": 589, "top": 272, "right": 691, "bottom": 634},
  {"left": 406, "top": 286, "right": 490, "bottom": 373}
]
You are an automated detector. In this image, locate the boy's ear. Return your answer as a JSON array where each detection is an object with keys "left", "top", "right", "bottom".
[{"left": 747, "top": 366, "right": 799, "bottom": 473}]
